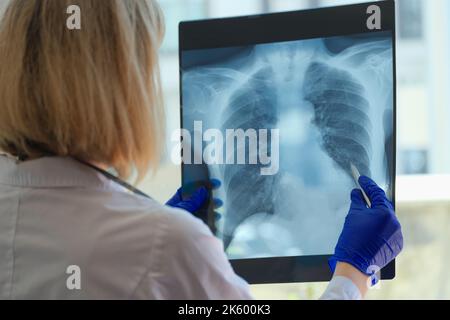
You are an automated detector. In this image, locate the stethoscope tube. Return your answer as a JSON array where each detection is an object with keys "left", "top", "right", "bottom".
[
  {"left": 76, "top": 159, "right": 153, "bottom": 199},
  {"left": 1, "top": 152, "right": 153, "bottom": 199}
]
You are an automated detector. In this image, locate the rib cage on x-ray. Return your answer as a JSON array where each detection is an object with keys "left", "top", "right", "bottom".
[
  {"left": 303, "top": 62, "right": 372, "bottom": 178},
  {"left": 220, "top": 68, "right": 280, "bottom": 248},
  {"left": 182, "top": 34, "right": 393, "bottom": 258}
]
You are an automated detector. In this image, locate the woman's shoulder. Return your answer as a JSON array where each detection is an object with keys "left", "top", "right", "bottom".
[
  {"left": 86, "top": 190, "right": 214, "bottom": 267},
  {"left": 97, "top": 190, "right": 212, "bottom": 242},
  {"left": 88, "top": 191, "right": 250, "bottom": 299}
]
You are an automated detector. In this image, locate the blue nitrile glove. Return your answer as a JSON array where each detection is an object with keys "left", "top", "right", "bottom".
[
  {"left": 166, "top": 179, "right": 223, "bottom": 215},
  {"left": 329, "top": 176, "right": 403, "bottom": 279},
  {"left": 166, "top": 186, "right": 208, "bottom": 214}
]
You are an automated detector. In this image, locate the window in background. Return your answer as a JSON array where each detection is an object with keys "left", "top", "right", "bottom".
[
  {"left": 207, "top": 0, "right": 264, "bottom": 18},
  {"left": 268, "top": 0, "right": 315, "bottom": 11},
  {"left": 398, "top": 0, "right": 423, "bottom": 40},
  {"left": 159, "top": 0, "right": 206, "bottom": 53},
  {"left": 396, "top": 0, "right": 429, "bottom": 175}
]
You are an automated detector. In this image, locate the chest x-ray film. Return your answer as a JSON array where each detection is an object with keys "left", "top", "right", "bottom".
[{"left": 180, "top": 1, "right": 396, "bottom": 283}]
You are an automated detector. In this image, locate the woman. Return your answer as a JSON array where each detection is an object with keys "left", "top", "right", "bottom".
[{"left": 0, "top": 0, "right": 402, "bottom": 300}]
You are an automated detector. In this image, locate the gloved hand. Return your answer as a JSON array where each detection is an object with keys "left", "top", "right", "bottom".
[
  {"left": 166, "top": 186, "right": 208, "bottom": 214},
  {"left": 166, "top": 179, "right": 223, "bottom": 216},
  {"left": 329, "top": 176, "right": 403, "bottom": 280}
]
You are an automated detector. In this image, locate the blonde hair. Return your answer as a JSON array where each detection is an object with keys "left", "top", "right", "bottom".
[{"left": 0, "top": 0, "right": 165, "bottom": 182}]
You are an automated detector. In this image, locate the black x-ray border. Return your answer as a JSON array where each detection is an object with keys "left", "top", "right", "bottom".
[
  {"left": 179, "top": 0, "right": 395, "bottom": 50},
  {"left": 179, "top": 0, "right": 397, "bottom": 284}
]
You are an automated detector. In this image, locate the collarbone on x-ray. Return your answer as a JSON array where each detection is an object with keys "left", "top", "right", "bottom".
[{"left": 182, "top": 33, "right": 394, "bottom": 259}]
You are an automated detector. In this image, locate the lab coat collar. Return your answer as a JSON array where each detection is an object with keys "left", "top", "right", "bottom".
[{"left": 0, "top": 155, "right": 122, "bottom": 191}]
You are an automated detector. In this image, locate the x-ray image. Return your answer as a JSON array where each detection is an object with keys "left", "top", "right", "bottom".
[{"left": 181, "top": 31, "right": 394, "bottom": 260}]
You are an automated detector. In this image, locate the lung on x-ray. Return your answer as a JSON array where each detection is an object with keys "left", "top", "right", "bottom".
[{"left": 181, "top": 31, "right": 394, "bottom": 260}]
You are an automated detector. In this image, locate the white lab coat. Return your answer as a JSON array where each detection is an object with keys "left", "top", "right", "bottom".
[{"left": 0, "top": 156, "right": 360, "bottom": 300}]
